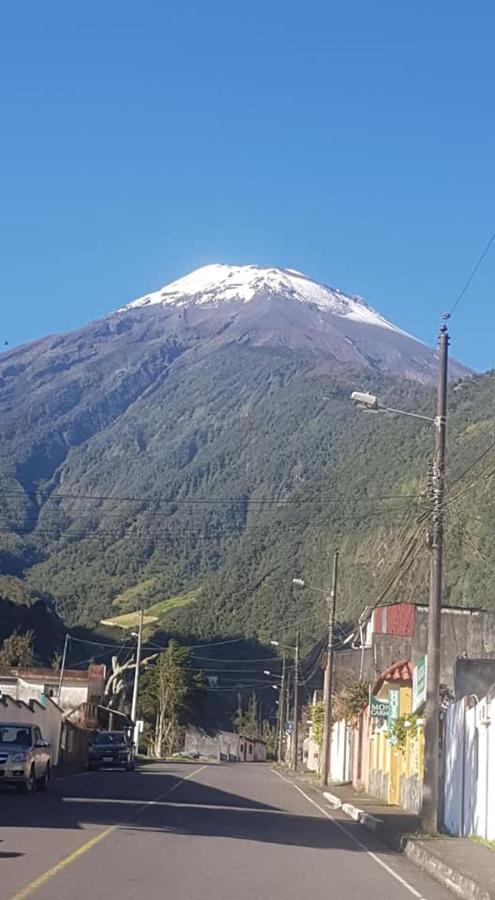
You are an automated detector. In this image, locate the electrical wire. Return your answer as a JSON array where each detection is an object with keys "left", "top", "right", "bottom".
[
  {"left": 0, "top": 488, "right": 426, "bottom": 506},
  {"left": 446, "top": 504, "right": 485, "bottom": 561},
  {"left": 0, "top": 500, "right": 424, "bottom": 542},
  {"left": 446, "top": 436, "right": 495, "bottom": 492},
  {"left": 448, "top": 228, "right": 495, "bottom": 318}
]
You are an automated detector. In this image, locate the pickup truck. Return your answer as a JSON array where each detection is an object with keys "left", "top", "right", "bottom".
[{"left": 0, "top": 722, "right": 51, "bottom": 793}]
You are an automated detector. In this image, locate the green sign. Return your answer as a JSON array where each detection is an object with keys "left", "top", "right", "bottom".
[
  {"left": 370, "top": 695, "right": 388, "bottom": 718},
  {"left": 413, "top": 655, "right": 427, "bottom": 712},
  {"left": 387, "top": 688, "right": 400, "bottom": 739}
]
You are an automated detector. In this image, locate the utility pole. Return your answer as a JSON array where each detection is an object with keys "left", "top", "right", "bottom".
[
  {"left": 321, "top": 549, "right": 339, "bottom": 787},
  {"left": 421, "top": 324, "right": 449, "bottom": 833},
  {"left": 277, "top": 652, "right": 286, "bottom": 763},
  {"left": 56, "top": 633, "right": 70, "bottom": 704},
  {"left": 285, "top": 669, "right": 291, "bottom": 765},
  {"left": 130, "top": 606, "right": 144, "bottom": 744},
  {"left": 292, "top": 629, "right": 300, "bottom": 771}
]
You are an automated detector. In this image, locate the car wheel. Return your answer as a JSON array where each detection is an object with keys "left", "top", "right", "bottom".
[
  {"left": 36, "top": 765, "right": 50, "bottom": 792},
  {"left": 18, "top": 767, "right": 36, "bottom": 794}
]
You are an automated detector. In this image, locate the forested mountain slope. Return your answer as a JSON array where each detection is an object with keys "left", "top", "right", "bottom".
[{"left": 0, "top": 266, "right": 491, "bottom": 644}]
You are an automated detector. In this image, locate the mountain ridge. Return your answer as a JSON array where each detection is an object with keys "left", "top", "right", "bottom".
[
  {"left": 0, "top": 264, "right": 489, "bottom": 644},
  {"left": 123, "top": 263, "right": 409, "bottom": 334}
]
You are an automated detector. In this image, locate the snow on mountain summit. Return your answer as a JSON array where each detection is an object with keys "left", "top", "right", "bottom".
[{"left": 123, "top": 264, "right": 409, "bottom": 336}]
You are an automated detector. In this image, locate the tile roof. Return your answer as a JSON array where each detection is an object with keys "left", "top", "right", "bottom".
[{"left": 373, "top": 659, "right": 412, "bottom": 693}]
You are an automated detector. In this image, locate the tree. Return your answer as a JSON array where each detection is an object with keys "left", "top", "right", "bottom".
[
  {"left": 0, "top": 630, "right": 34, "bottom": 672},
  {"left": 51, "top": 650, "right": 63, "bottom": 670},
  {"left": 262, "top": 720, "right": 277, "bottom": 759},
  {"left": 234, "top": 691, "right": 260, "bottom": 739},
  {"left": 310, "top": 701, "right": 325, "bottom": 748},
  {"left": 139, "top": 641, "right": 202, "bottom": 758},
  {"left": 333, "top": 677, "right": 370, "bottom": 726},
  {"left": 104, "top": 651, "right": 157, "bottom": 713}
]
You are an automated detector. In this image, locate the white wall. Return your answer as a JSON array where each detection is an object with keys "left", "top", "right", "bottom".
[
  {"left": 253, "top": 740, "right": 267, "bottom": 762},
  {"left": 0, "top": 677, "right": 20, "bottom": 699},
  {"left": 444, "top": 693, "right": 495, "bottom": 840},
  {"left": 0, "top": 696, "right": 62, "bottom": 765},
  {"left": 329, "top": 719, "right": 353, "bottom": 783},
  {"left": 17, "top": 679, "right": 88, "bottom": 711},
  {"left": 304, "top": 736, "right": 320, "bottom": 773},
  {"left": 304, "top": 719, "right": 352, "bottom": 781}
]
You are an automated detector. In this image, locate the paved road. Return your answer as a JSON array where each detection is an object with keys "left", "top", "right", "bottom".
[{"left": 0, "top": 762, "right": 454, "bottom": 900}]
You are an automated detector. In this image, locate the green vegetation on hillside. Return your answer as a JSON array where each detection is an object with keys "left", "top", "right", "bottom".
[
  {"left": 0, "top": 324, "right": 494, "bottom": 646},
  {"left": 102, "top": 590, "right": 197, "bottom": 629}
]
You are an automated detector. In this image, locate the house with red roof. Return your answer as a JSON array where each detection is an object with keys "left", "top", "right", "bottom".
[{"left": 351, "top": 657, "right": 425, "bottom": 812}]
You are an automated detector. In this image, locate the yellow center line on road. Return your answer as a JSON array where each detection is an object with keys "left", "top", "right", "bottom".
[{"left": 9, "top": 764, "right": 207, "bottom": 900}]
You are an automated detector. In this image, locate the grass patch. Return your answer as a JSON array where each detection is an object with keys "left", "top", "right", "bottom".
[
  {"left": 101, "top": 590, "right": 197, "bottom": 630},
  {"left": 147, "top": 590, "right": 197, "bottom": 618},
  {"left": 470, "top": 835, "right": 495, "bottom": 852},
  {"left": 112, "top": 578, "right": 158, "bottom": 611},
  {"left": 100, "top": 611, "right": 159, "bottom": 629}
]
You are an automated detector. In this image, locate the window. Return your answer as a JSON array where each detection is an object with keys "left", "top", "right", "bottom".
[
  {"left": 0, "top": 725, "right": 33, "bottom": 746},
  {"left": 93, "top": 731, "right": 128, "bottom": 746}
]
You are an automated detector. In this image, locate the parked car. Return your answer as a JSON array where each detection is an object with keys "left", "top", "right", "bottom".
[
  {"left": 88, "top": 731, "right": 135, "bottom": 771},
  {"left": 0, "top": 722, "right": 51, "bottom": 793}
]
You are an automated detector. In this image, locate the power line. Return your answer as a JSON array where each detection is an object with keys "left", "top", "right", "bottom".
[
  {"left": 0, "top": 502, "right": 424, "bottom": 544},
  {"left": 449, "top": 227, "right": 495, "bottom": 318},
  {"left": 446, "top": 503, "right": 485, "bottom": 562},
  {"left": 0, "top": 488, "right": 424, "bottom": 506},
  {"left": 445, "top": 436, "right": 495, "bottom": 493}
]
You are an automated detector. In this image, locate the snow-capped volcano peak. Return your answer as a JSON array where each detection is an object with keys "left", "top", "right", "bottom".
[{"left": 123, "top": 264, "right": 408, "bottom": 336}]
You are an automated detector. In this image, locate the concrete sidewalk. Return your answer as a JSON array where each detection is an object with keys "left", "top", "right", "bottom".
[{"left": 292, "top": 775, "right": 495, "bottom": 900}]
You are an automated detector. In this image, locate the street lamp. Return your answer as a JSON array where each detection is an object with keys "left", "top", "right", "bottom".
[
  {"left": 351, "top": 392, "right": 435, "bottom": 423},
  {"left": 292, "top": 578, "right": 330, "bottom": 595},
  {"left": 351, "top": 324, "right": 449, "bottom": 833}
]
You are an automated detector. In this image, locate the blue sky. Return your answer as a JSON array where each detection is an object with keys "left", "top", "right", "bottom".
[{"left": 1, "top": 1, "right": 494, "bottom": 371}]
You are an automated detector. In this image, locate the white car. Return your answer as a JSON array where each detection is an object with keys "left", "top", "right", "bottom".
[{"left": 0, "top": 722, "right": 51, "bottom": 793}]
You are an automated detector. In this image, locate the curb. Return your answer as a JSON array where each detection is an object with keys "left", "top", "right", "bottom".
[
  {"left": 323, "top": 791, "right": 342, "bottom": 809},
  {"left": 333, "top": 797, "right": 493, "bottom": 900},
  {"left": 341, "top": 801, "right": 382, "bottom": 833},
  {"left": 403, "top": 839, "right": 493, "bottom": 900}
]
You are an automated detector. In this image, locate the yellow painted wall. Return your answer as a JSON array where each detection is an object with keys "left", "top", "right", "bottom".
[{"left": 368, "top": 682, "right": 424, "bottom": 806}]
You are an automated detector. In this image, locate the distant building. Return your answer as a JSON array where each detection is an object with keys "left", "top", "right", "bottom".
[
  {"left": 0, "top": 664, "right": 106, "bottom": 714},
  {"left": 334, "top": 601, "right": 495, "bottom": 690},
  {"left": 0, "top": 663, "right": 129, "bottom": 736},
  {"left": 184, "top": 727, "right": 267, "bottom": 762},
  {"left": 0, "top": 663, "right": 134, "bottom": 770}
]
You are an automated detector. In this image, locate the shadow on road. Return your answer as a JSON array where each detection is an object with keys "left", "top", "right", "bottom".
[{"left": 0, "top": 764, "right": 392, "bottom": 854}]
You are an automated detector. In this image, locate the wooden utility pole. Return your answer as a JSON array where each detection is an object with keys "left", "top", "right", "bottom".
[
  {"left": 292, "top": 629, "right": 300, "bottom": 771},
  {"left": 421, "top": 324, "right": 449, "bottom": 832},
  {"left": 277, "top": 652, "right": 286, "bottom": 763},
  {"left": 56, "top": 633, "right": 70, "bottom": 704},
  {"left": 321, "top": 549, "right": 339, "bottom": 787},
  {"left": 130, "top": 607, "right": 144, "bottom": 743}
]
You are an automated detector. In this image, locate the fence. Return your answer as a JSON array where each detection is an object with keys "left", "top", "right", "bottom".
[
  {"left": 329, "top": 718, "right": 353, "bottom": 783},
  {"left": 443, "top": 689, "right": 495, "bottom": 840}
]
